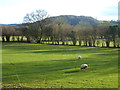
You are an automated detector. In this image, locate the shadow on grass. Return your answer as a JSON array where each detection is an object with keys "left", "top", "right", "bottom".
[
  {"left": 64, "top": 70, "right": 80, "bottom": 73},
  {"left": 3, "top": 56, "right": 118, "bottom": 76},
  {"left": 2, "top": 42, "right": 118, "bottom": 56},
  {"left": 28, "top": 48, "right": 108, "bottom": 55}
]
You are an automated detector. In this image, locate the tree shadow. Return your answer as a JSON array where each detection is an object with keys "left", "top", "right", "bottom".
[
  {"left": 28, "top": 48, "right": 100, "bottom": 55},
  {"left": 64, "top": 70, "right": 80, "bottom": 73}
]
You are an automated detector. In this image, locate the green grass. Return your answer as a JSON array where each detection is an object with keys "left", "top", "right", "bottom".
[{"left": 2, "top": 42, "right": 118, "bottom": 88}]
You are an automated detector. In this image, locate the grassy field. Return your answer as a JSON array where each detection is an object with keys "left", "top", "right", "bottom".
[{"left": 2, "top": 42, "right": 118, "bottom": 88}]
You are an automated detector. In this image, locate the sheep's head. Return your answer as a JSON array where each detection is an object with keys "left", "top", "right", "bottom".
[{"left": 78, "top": 56, "right": 81, "bottom": 60}]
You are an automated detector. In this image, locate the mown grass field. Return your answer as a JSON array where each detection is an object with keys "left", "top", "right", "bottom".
[{"left": 2, "top": 42, "right": 118, "bottom": 88}]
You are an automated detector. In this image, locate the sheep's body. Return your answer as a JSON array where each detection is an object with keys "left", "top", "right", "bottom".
[
  {"left": 80, "top": 64, "right": 88, "bottom": 70},
  {"left": 78, "top": 56, "right": 81, "bottom": 60}
]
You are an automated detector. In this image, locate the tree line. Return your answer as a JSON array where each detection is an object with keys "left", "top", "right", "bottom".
[{"left": 0, "top": 9, "right": 119, "bottom": 48}]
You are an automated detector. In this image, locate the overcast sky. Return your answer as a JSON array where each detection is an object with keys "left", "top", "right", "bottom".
[{"left": 0, "top": 0, "right": 118, "bottom": 24}]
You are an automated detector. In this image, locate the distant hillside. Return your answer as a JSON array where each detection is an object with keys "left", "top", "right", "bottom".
[
  {"left": 49, "top": 15, "right": 99, "bottom": 26},
  {"left": 0, "top": 24, "right": 22, "bottom": 26},
  {"left": 99, "top": 20, "right": 118, "bottom": 25}
]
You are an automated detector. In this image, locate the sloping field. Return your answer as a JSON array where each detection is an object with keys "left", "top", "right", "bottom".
[{"left": 2, "top": 42, "right": 118, "bottom": 88}]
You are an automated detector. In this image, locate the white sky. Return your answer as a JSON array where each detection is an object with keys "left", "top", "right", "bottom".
[{"left": 0, "top": 0, "right": 119, "bottom": 24}]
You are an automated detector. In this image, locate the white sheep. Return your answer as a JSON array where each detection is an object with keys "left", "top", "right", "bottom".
[
  {"left": 80, "top": 64, "right": 88, "bottom": 70},
  {"left": 78, "top": 56, "right": 82, "bottom": 60}
]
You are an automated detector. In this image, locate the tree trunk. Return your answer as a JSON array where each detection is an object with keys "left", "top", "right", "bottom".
[
  {"left": 37, "top": 40, "right": 40, "bottom": 43},
  {"left": 88, "top": 41, "right": 92, "bottom": 46},
  {"left": 48, "top": 37, "right": 50, "bottom": 44},
  {"left": 26, "top": 36, "right": 30, "bottom": 43},
  {"left": 102, "top": 43, "right": 104, "bottom": 47},
  {"left": 2, "top": 36, "right": 5, "bottom": 42},
  {"left": 113, "top": 40, "right": 116, "bottom": 47},
  {"left": 78, "top": 40, "right": 82, "bottom": 46},
  {"left": 20, "top": 36, "right": 24, "bottom": 41},
  {"left": 117, "top": 44, "right": 119, "bottom": 47},
  {"left": 12, "top": 36, "right": 15, "bottom": 41},
  {"left": 106, "top": 41, "right": 110, "bottom": 47},
  {"left": 6, "top": 35, "right": 10, "bottom": 42},
  {"left": 92, "top": 41, "right": 96, "bottom": 47},
  {"left": 85, "top": 41, "right": 88, "bottom": 46},
  {"left": 65, "top": 39, "right": 69, "bottom": 45},
  {"left": 57, "top": 40, "right": 59, "bottom": 45},
  {"left": 72, "top": 39, "right": 77, "bottom": 46},
  {"left": 96, "top": 41, "right": 99, "bottom": 47},
  {"left": 17, "top": 36, "right": 20, "bottom": 41},
  {"left": 62, "top": 41, "right": 65, "bottom": 45}
]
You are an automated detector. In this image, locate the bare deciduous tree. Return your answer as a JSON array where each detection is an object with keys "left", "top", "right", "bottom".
[{"left": 23, "top": 9, "right": 49, "bottom": 43}]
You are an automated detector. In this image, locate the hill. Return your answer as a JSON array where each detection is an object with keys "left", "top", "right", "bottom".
[{"left": 48, "top": 15, "right": 99, "bottom": 26}]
